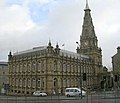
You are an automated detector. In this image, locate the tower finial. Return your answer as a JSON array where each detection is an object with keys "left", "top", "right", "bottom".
[
  {"left": 48, "top": 38, "right": 51, "bottom": 46},
  {"left": 85, "top": 0, "right": 90, "bottom": 10}
]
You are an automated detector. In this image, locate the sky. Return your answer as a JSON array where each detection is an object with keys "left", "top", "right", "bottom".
[{"left": 0, "top": 0, "right": 120, "bottom": 69}]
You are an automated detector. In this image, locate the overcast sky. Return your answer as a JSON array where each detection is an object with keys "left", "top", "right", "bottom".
[{"left": 0, "top": 0, "right": 120, "bottom": 69}]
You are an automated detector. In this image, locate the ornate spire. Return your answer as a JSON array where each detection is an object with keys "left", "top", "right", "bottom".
[
  {"left": 56, "top": 42, "right": 59, "bottom": 48},
  {"left": 80, "top": 0, "right": 99, "bottom": 53},
  {"left": 85, "top": 0, "right": 90, "bottom": 10},
  {"left": 8, "top": 50, "right": 12, "bottom": 60},
  {"left": 55, "top": 42, "right": 60, "bottom": 55},
  {"left": 82, "top": 0, "right": 94, "bottom": 37},
  {"left": 9, "top": 50, "right": 12, "bottom": 55},
  {"left": 48, "top": 39, "right": 51, "bottom": 46}
]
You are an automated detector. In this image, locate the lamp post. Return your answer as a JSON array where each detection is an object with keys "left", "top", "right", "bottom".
[
  {"left": 76, "top": 42, "right": 80, "bottom": 49},
  {"left": 76, "top": 42, "right": 82, "bottom": 99}
]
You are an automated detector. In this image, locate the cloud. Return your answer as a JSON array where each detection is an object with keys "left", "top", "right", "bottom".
[
  {"left": 0, "top": 0, "right": 35, "bottom": 60},
  {"left": 35, "top": 0, "right": 55, "bottom": 4},
  {"left": 0, "top": 5, "right": 34, "bottom": 33}
]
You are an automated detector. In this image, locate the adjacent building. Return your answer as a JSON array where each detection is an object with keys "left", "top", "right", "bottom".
[
  {"left": 112, "top": 47, "right": 120, "bottom": 87},
  {"left": 8, "top": 1, "right": 103, "bottom": 96},
  {"left": 0, "top": 62, "right": 8, "bottom": 93},
  {"left": 112, "top": 47, "right": 120, "bottom": 74}
]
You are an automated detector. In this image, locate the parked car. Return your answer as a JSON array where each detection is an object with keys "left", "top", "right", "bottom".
[
  {"left": 33, "top": 91, "right": 47, "bottom": 96},
  {"left": 65, "top": 88, "right": 86, "bottom": 97}
]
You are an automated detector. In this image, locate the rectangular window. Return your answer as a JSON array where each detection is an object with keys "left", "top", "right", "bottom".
[
  {"left": 37, "top": 79, "right": 40, "bottom": 88},
  {"left": 16, "top": 79, "right": 18, "bottom": 86},
  {"left": 63, "top": 79, "right": 66, "bottom": 87},
  {"left": 75, "top": 65, "right": 77, "bottom": 73},
  {"left": 28, "top": 63, "right": 31, "bottom": 72},
  {"left": 67, "top": 79, "right": 70, "bottom": 87},
  {"left": 32, "top": 79, "right": 36, "bottom": 88},
  {"left": 23, "top": 79, "right": 26, "bottom": 87},
  {"left": 32, "top": 62, "right": 36, "bottom": 72},
  {"left": 67, "top": 64, "right": 70, "bottom": 72},
  {"left": 16, "top": 65, "right": 19, "bottom": 73},
  {"left": 20, "top": 64, "right": 22, "bottom": 73},
  {"left": 41, "top": 78, "right": 44, "bottom": 89},
  {"left": 71, "top": 65, "right": 73, "bottom": 72},
  {"left": 59, "top": 63, "right": 62, "bottom": 72},
  {"left": 12, "top": 78, "right": 15, "bottom": 86},
  {"left": 12, "top": 65, "right": 15, "bottom": 73},
  {"left": 28, "top": 79, "right": 31, "bottom": 87},
  {"left": 78, "top": 66, "right": 80, "bottom": 73},
  {"left": 63, "top": 64, "right": 66, "bottom": 72},
  {"left": 24, "top": 64, "right": 27, "bottom": 72},
  {"left": 41, "top": 61, "right": 44, "bottom": 72},
  {"left": 9, "top": 65, "right": 12, "bottom": 73},
  {"left": 38, "top": 62, "right": 41, "bottom": 72},
  {"left": 19, "top": 79, "right": 22, "bottom": 87}
]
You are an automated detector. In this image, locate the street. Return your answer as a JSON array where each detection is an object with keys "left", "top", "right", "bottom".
[{"left": 0, "top": 91, "right": 120, "bottom": 103}]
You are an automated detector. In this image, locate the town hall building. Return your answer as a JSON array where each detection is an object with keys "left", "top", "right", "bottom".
[{"left": 8, "top": 1, "right": 103, "bottom": 95}]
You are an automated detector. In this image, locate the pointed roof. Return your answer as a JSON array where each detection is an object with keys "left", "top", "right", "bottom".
[
  {"left": 81, "top": 0, "right": 96, "bottom": 37},
  {"left": 80, "top": 0, "right": 99, "bottom": 52}
]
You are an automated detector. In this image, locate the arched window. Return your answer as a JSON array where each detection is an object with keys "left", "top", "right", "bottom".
[
  {"left": 20, "top": 64, "right": 22, "bottom": 73},
  {"left": 12, "top": 65, "right": 15, "bottom": 73},
  {"left": 63, "top": 63, "right": 66, "bottom": 72},
  {"left": 15, "top": 78, "right": 18, "bottom": 87},
  {"left": 23, "top": 63, "right": 27, "bottom": 72},
  {"left": 58, "top": 78, "right": 62, "bottom": 88},
  {"left": 71, "top": 64, "right": 73, "bottom": 73},
  {"left": 59, "top": 62, "right": 62, "bottom": 72},
  {"left": 9, "top": 65, "right": 12, "bottom": 73},
  {"left": 12, "top": 78, "right": 15, "bottom": 86},
  {"left": 19, "top": 78, "right": 22, "bottom": 87},
  {"left": 37, "top": 79, "right": 40, "bottom": 88},
  {"left": 74, "top": 65, "right": 77, "bottom": 73},
  {"left": 78, "top": 65, "right": 80, "bottom": 74},
  {"left": 53, "top": 78, "right": 57, "bottom": 87},
  {"left": 23, "top": 78, "right": 26, "bottom": 87},
  {"left": 71, "top": 78, "right": 74, "bottom": 87},
  {"left": 16, "top": 65, "right": 19, "bottom": 73},
  {"left": 41, "top": 61, "right": 44, "bottom": 72},
  {"left": 28, "top": 63, "right": 31, "bottom": 72},
  {"left": 63, "top": 79, "right": 66, "bottom": 87},
  {"left": 32, "top": 62, "right": 36, "bottom": 72},
  {"left": 38, "top": 62, "right": 41, "bottom": 72},
  {"left": 67, "top": 79, "right": 70, "bottom": 87},
  {"left": 41, "top": 78, "right": 44, "bottom": 89},
  {"left": 54, "top": 61, "right": 57, "bottom": 72},
  {"left": 32, "top": 78, "right": 36, "bottom": 88},
  {"left": 67, "top": 64, "right": 70, "bottom": 72},
  {"left": 28, "top": 78, "right": 31, "bottom": 87}
]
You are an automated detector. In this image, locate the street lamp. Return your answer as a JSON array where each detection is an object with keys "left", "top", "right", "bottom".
[
  {"left": 76, "top": 42, "right": 80, "bottom": 46},
  {"left": 76, "top": 42, "right": 81, "bottom": 54},
  {"left": 76, "top": 42, "right": 82, "bottom": 99}
]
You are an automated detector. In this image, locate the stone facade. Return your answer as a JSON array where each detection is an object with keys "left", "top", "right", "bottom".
[{"left": 8, "top": 42, "right": 97, "bottom": 95}]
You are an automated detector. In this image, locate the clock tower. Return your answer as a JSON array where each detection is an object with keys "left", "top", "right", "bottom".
[
  {"left": 77, "top": 0, "right": 103, "bottom": 88},
  {"left": 78, "top": 0, "right": 102, "bottom": 64}
]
